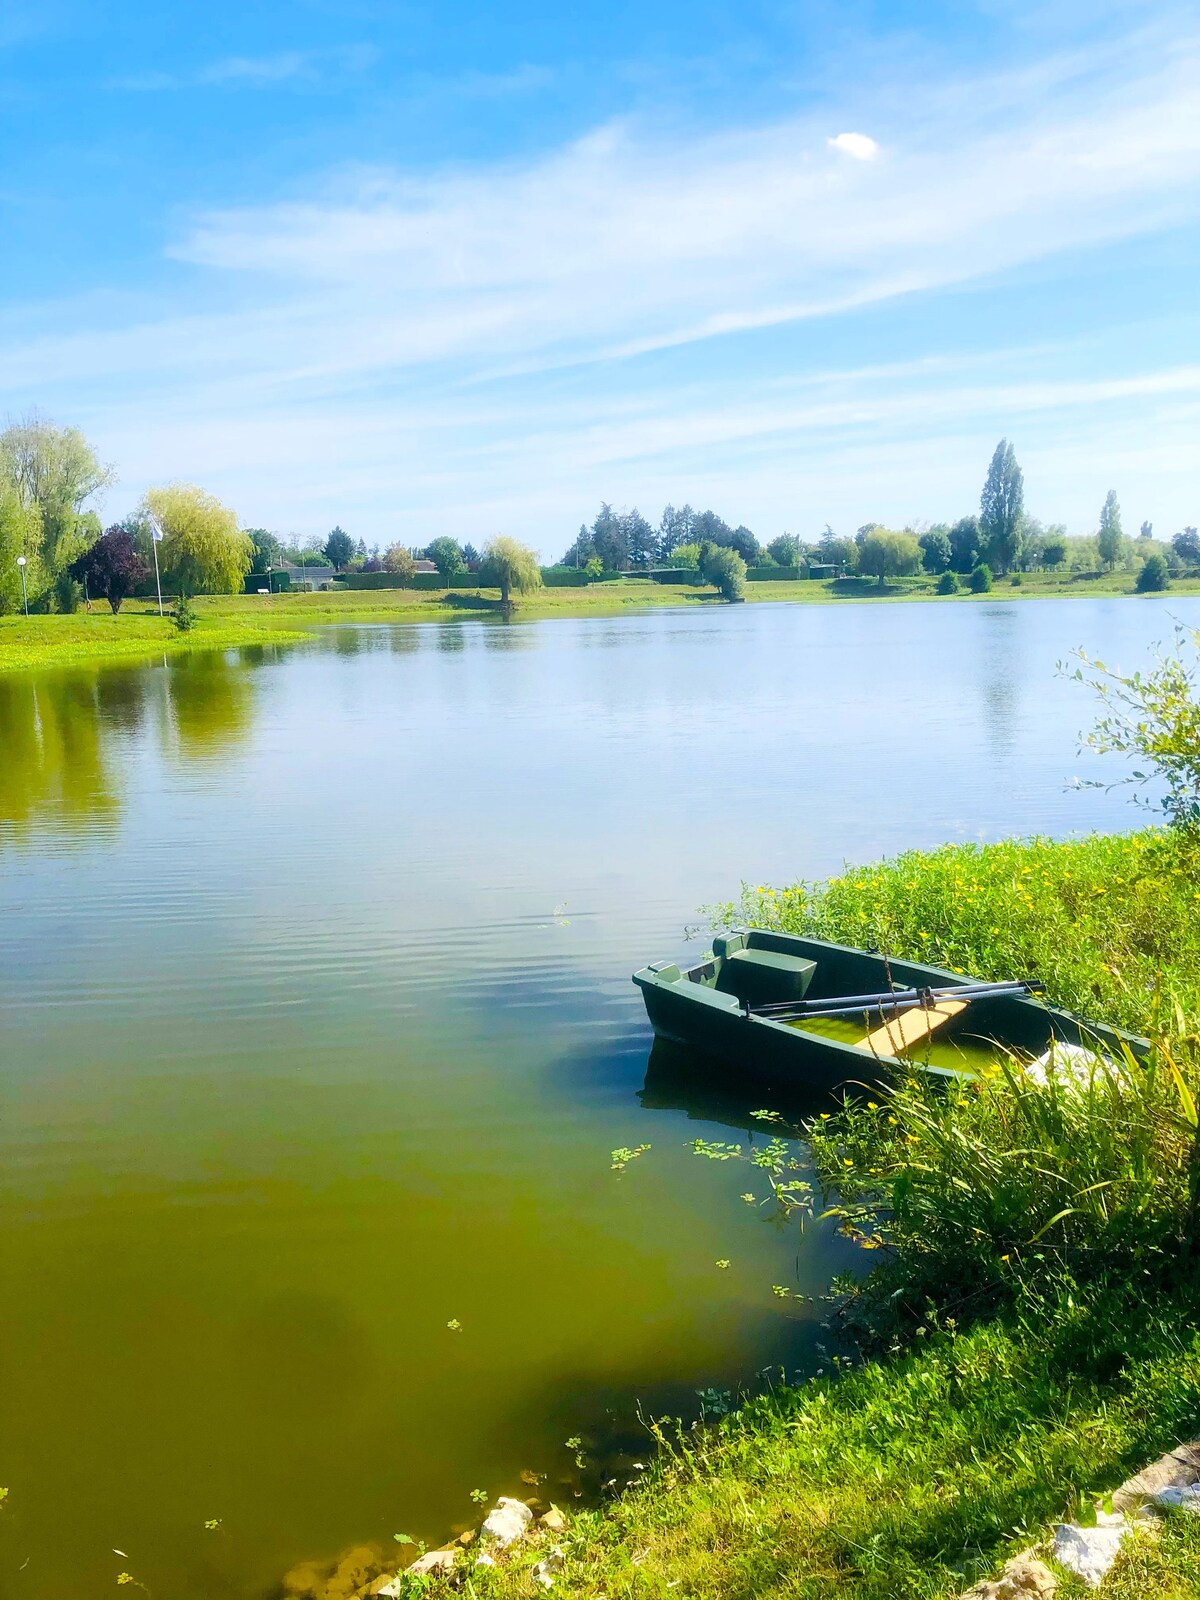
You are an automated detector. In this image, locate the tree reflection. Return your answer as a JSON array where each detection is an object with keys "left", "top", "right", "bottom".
[
  {"left": 0, "top": 671, "right": 122, "bottom": 837},
  {"left": 164, "top": 650, "right": 258, "bottom": 759}
]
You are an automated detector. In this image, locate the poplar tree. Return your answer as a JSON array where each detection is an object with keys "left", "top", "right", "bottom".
[
  {"left": 979, "top": 440, "right": 1024, "bottom": 575},
  {"left": 1097, "top": 491, "right": 1124, "bottom": 571}
]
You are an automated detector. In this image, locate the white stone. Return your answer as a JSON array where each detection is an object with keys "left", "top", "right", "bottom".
[
  {"left": 407, "top": 1548, "right": 458, "bottom": 1577},
  {"left": 1155, "top": 1480, "right": 1200, "bottom": 1511},
  {"left": 532, "top": 1546, "right": 566, "bottom": 1590},
  {"left": 480, "top": 1497, "right": 534, "bottom": 1547},
  {"left": 1053, "top": 1515, "right": 1127, "bottom": 1587}
]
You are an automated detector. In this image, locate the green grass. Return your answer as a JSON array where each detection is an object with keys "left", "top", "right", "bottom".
[
  {"left": 376, "top": 828, "right": 1200, "bottom": 1599},
  {"left": 5, "top": 567, "right": 1199, "bottom": 674}
]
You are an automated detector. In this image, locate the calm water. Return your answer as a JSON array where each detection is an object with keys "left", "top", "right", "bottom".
[{"left": 0, "top": 595, "right": 1193, "bottom": 1597}]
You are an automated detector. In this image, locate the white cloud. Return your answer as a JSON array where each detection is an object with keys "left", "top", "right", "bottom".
[{"left": 828, "top": 131, "right": 879, "bottom": 160}]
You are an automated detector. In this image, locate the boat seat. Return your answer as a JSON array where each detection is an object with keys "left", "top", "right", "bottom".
[{"left": 718, "top": 948, "right": 817, "bottom": 1005}]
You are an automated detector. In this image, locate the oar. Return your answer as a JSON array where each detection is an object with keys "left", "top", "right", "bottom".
[{"left": 751, "top": 979, "right": 1042, "bottom": 1024}]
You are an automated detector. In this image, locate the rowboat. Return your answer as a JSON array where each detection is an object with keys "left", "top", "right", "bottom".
[{"left": 632, "top": 928, "right": 1147, "bottom": 1091}]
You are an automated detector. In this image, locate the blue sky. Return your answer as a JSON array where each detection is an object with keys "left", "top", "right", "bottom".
[{"left": 1, "top": 0, "right": 1198, "bottom": 554}]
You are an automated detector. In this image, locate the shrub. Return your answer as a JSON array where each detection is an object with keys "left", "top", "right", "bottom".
[
  {"left": 702, "top": 545, "right": 747, "bottom": 600},
  {"left": 53, "top": 571, "right": 82, "bottom": 613},
  {"left": 382, "top": 543, "right": 416, "bottom": 578},
  {"left": 1010, "top": 571, "right": 1022, "bottom": 587},
  {"left": 171, "top": 594, "right": 197, "bottom": 632},
  {"left": 936, "top": 571, "right": 959, "bottom": 595},
  {"left": 1137, "top": 553, "right": 1171, "bottom": 593},
  {"left": 970, "top": 563, "right": 993, "bottom": 593}
]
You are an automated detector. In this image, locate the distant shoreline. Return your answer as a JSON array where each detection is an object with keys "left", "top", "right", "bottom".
[{"left": 3, "top": 573, "right": 1198, "bottom": 674}]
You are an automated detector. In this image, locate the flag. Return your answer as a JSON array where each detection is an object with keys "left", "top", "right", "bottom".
[{"left": 149, "top": 516, "right": 164, "bottom": 543}]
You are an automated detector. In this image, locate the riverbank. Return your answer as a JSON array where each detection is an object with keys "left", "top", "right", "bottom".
[
  {"left": 377, "top": 827, "right": 1200, "bottom": 1598},
  {"left": 4, "top": 568, "right": 1198, "bottom": 673}
]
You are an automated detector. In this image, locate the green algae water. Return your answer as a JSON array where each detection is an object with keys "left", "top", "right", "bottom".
[
  {"left": 790, "top": 1014, "right": 1007, "bottom": 1073},
  {"left": 1, "top": 597, "right": 1196, "bottom": 1598}
]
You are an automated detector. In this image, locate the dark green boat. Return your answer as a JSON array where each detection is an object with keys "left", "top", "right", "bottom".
[{"left": 633, "top": 928, "right": 1147, "bottom": 1091}]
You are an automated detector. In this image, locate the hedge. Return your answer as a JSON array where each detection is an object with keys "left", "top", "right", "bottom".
[{"left": 747, "top": 566, "right": 801, "bottom": 581}]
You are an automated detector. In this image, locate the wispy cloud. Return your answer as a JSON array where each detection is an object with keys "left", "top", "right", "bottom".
[
  {"left": 9, "top": 16, "right": 1200, "bottom": 542},
  {"left": 110, "top": 43, "right": 377, "bottom": 93}
]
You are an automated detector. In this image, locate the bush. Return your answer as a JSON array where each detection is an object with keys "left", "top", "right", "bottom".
[
  {"left": 171, "top": 595, "right": 197, "bottom": 632},
  {"left": 53, "top": 571, "right": 81, "bottom": 613},
  {"left": 970, "top": 563, "right": 993, "bottom": 593},
  {"left": 1010, "top": 572, "right": 1022, "bottom": 587},
  {"left": 936, "top": 571, "right": 959, "bottom": 595},
  {"left": 702, "top": 545, "right": 747, "bottom": 600},
  {"left": 1137, "top": 553, "right": 1171, "bottom": 593}
]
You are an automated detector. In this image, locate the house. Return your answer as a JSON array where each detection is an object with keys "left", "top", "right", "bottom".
[{"left": 412, "top": 559, "right": 438, "bottom": 574}]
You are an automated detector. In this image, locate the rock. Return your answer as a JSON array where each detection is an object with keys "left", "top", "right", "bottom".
[
  {"left": 1155, "top": 1480, "right": 1200, "bottom": 1512},
  {"left": 407, "top": 1548, "right": 458, "bottom": 1578},
  {"left": 962, "top": 1554, "right": 1057, "bottom": 1597},
  {"left": 540, "top": 1507, "right": 568, "bottom": 1535},
  {"left": 282, "top": 1560, "right": 331, "bottom": 1599},
  {"left": 366, "top": 1578, "right": 402, "bottom": 1597},
  {"left": 458, "top": 1529, "right": 476, "bottom": 1546},
  {"left": 324, "top": 1546, "right": 385, "bottom": 1600},
  {"left": 1053, "top": 1515, "right": 1127, "bottom": 1588},
  {"left": 475, "top": 1552, "right": 497, "bottom": 1568},
  {"left": 480, "top": 1497, "right": 534, "bottom": 1547},
  {"left": 532, "top": 1546, "right": 566, "bottom": 1590}
]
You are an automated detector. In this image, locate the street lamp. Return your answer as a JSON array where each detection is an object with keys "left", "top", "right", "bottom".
[{"left": 16, "top": 555, "right": 28, "bottom": 616}]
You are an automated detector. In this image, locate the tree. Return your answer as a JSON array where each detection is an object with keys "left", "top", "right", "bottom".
[
  {"left": 0, "top": 415, "right": 113, "bottom": 585},
  {"left": 692, "top": 510, "right": 734, "bottom": 548},
  {"left": 727, "top": 525, "right": 761, "bottom": 565},
  {"left": 979, "top": 440, "right": 1024, "bottom": 574},
  {"left": 665, "top": 541, "right": 702, "bottom": 570},
  {"left": 462, "top": 542, "right": 481, "bottom": 569},
  {"left": 143, "top": 483, "right": 251, "bottom": 596},
  {"left": 1097, "top": 491, "right": 1124, "bottom": 570},
  {"left": 1173, "top": 529, "right": 1200, "bottom": 567},
  {"left": 948, "top": 515, "right": 981, "bottom": 574},
  {"left": 590, "top": 504, "right": 629, "bottom": 570},
  {"left": 1139, "top": 521, "right": 1154, "bottom": 541},
  {"left": 659, "top": 504, "right": 693, "bottom": 556},
  {"left": 937, "top": 570, "right": 959, "bottom": 595},
  {"left": 426, "top": 536, "right": 466, "bottom": 581},
  {"left": 1137, "top": 554, "right": 1170, "bottom": 593},
  {"left": 1042, "top": 532, "right": 1068, "bottom": 569},
  {"left": 624, "top": 510, "right": 657, "bottom": 567},
  {"left": 817, "top": 531, "right": 856, "bottom": 571},
  {"left": 323, "top": 526, "right": 355, "bottom": 570},
  {"left": 245, "top": 528, "right": 282, "bottom": 574},
  {"left": 70, "top": 525, "right": 148, "bottom": 613},
  {"left": 702, "top": 545, "right": 746, "bottom": 600},
  {"left": 0, "top": 475, "right": 41, "bottom": 614},
  {"left": 768, "top": 534, "right": 802, "bottom": 567},
  {"left": 858, "top": 529, "right": 921, "bottom": 587},
  {"left": 971, "top": 563, "right": 993, "bottom": 593},
  {"left": 918, "top": 527, "right": 951, "bottom": 573},
  {"left": 481, "top": 536, "right": 542, "bottom": 603},
  {"left": 382, "top": 543, "right": 416, "bottom": 578}
]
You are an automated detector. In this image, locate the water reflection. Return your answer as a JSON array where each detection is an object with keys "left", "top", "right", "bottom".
[{"left": 0, "top": 649, "right": 265, "bottom": 838}]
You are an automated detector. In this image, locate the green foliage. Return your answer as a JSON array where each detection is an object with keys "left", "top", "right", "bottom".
[
  {"left": 918, "top": 527, "right": 950, "bottom": 573},
  {"left": 664, "top": 542, "right": 701, "bottom": 570},
  {"left": 970, "top": 563, "right": 993, "bottom": 592},
  {"left": 244, "top": 527, "right": 281, "bottom": 575},
  {"left": 948, "top": 514, "right": 980, "bottom": 574},
  {"left": 1097, "top": 490, "right": 1125, "bottom": 571},
  {"left": 382, "top": 543, "right": 416, "bottom": 578},
  {"left": 980, "top": 439, "right": 1024, "bottom": 573},
  {"left": 1069, "top": 627, "right": 1200, "bottom": 835},
  {"left": 323, "top": 526, "right": 355, "bottom": 570},
  {"left": 768, "top": 534, "right": 802, "bottom": 566},
  {"left": 0, "top": 415, "right": 113, "bottom": 586},
  {"left": 936, "top": 570, "right": 959, "bottom": 595},
  {"left": 702, "top": 544, "right": 747, "bottom": 600},
  {"left": 1137, "top": 553, "right": 1170, "bottom": 593},
  {"left": 426, "top": 536, "right": 466, "bottom": 580},
  {"left": 480, "top": 536, "right": 543, "bottom": 603},
  {"left": 858, "top": 529, "right": 921, "bottom": 585},
  {"left": 53, "top": 571, "right": 82, "bottom": 613},
  {"left": 583, "top": 554, "right": 604, "bottom": 578},
  {"left": 171, "top": 594, "right": 197, "bottom": 633},
  {"left": 144, "top": 483, "right": 251, "bottom": 596}
]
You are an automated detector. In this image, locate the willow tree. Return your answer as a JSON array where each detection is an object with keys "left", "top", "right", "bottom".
[
  {"left": 143, "top": 483, "right": 251, "bottom": 596},
  {"left": 0, "top": 416, "right": 113, "bottom": 592},
  {"left": 481, "top": 537, "right": 542, "bottom": 604}
]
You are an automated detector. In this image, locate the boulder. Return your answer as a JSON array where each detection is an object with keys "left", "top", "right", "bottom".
[
  {"left": 1053, "top": 1515, "right": 1127, "bottom": 1588},
  {"left": 480, "top": 1497, "right": 534, "bottom": 1547},
  {"left": 407, "top": 1548, "right": 458, "bottom": 1578},
  {"left": 540, "top": 1507, "right": 568, "bottom": 1535},
  {"left": 962, "top": 1554, "right": 1057, "bottom": 1597}
]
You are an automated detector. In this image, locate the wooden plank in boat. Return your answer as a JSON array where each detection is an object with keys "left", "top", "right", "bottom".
[{"left": 857, "top": 998, "right": 969, "bottom": 1056}]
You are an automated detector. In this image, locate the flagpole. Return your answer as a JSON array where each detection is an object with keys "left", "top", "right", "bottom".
[{"left": 150, "top": 518, "right": 164, "bottom": 616}]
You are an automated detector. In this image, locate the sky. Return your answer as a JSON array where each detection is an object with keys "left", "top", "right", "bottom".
[{"left": 0, "top": 0, "right": 1198, "bottom": 556}]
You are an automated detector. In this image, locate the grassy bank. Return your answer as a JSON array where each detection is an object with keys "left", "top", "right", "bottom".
[
  {"left": 5, "top": 568, "right": 1199, "bottom": 674},
  {"left": 420, "top": 828, "right": 1200, "bottom": 1598}
]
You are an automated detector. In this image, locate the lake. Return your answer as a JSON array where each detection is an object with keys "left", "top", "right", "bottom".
[{"left": 1, "top": 594, "right": 1194, "bottom": 1598}]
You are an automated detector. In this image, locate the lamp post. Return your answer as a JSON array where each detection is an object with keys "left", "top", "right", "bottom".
[{"left": 16, "top": 554, "right": 28, "bottom": 616}]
